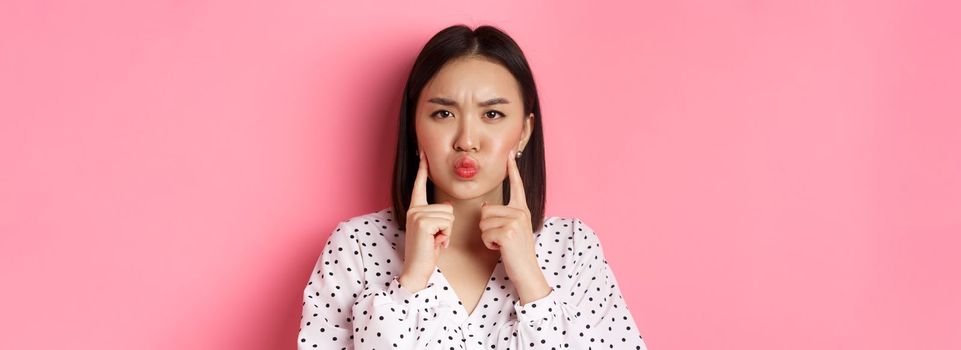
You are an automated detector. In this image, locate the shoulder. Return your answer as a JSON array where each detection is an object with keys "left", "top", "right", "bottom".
[
  {"left": 334, "top": 207, "right": 396, "bottom": 232},
  {"left": 324, "top": 207, "right": 401, "bottom": 247},
  {"left": 537, "top": 215, "right": 605, "bottom": 258},
  {"left": 539, "top": 215, "right": 600, "bottom": 239}
]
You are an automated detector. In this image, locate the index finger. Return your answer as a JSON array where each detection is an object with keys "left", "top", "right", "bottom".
[
  {"left": 506, "top": 149, "right": 527, "bottom": 208},
  {"left": 410, "top": 150, "right": 429, "bottom": 207}
]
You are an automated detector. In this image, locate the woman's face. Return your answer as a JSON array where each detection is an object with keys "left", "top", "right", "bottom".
[{"left": 415, "top": 56, "right": 534, "bottom": 203}]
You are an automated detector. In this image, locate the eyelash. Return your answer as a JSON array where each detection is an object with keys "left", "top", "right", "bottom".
[{"left": 431, "top": 110, "right": 506, "bottom": 119}]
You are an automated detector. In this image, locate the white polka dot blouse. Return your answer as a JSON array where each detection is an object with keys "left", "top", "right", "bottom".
[{"left": 298, "top": 207, "right": 648, "bottom": 349}]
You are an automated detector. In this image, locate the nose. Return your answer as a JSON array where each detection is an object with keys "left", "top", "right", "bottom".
[{"left": 453, "top": 115, "right": 478, "bottom": 152}]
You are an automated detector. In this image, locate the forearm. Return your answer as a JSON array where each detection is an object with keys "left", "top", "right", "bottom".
[
  {"left": 350, "top": 275, "right": 446, "bottom": 349},
  {"left": 495, "top": 293, "right": 647, "bottom": 350},
  {"left": 505, "top": 255, "right": 552, "bottom": 305}
]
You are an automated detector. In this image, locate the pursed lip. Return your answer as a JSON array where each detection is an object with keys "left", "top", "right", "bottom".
[{"left": 454, "top": 155, "right": 479, "bottom": 171}]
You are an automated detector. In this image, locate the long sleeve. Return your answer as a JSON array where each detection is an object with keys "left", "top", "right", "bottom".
[
  {"left": 492, "top": 219, "right": 648, "bottom": 350},
  {"left": 350, "top": 272, "right": 450, "bottom": 349},
  {"left": 298, "top": 222, "right": 363, "bottom": 349},
  {"left": 297, "top": 222, "right": 449, "bottom": 350}
]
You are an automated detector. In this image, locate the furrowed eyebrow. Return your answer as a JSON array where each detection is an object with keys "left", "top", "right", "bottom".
[
  {"left": 479, "top": 97, "right": 510, "bottom": 107},
  {"left": 427, "top": 97, "right": 511, "bottom": 107}
]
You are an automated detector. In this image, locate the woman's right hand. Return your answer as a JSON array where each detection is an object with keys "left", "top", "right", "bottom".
[{"left": 399, "top": 150, "right": 454, "bottom": 292}]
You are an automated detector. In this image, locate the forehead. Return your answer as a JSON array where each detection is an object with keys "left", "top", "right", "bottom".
[{"left": 420, "top": 57, "right": 522, "bottom": 102}]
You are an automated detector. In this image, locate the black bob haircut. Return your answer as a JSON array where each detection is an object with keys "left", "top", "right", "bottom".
[{"left": 390, "top": 24, "right": 546, "bottom": 231}]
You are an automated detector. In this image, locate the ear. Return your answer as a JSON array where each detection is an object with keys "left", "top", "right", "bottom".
[{"left": 518, "top": 112, "right": 535, "bottom": 151}]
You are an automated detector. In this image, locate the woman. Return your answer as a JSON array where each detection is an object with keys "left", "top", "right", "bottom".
[{"left": 298, "top": 24, "right": 648, "bottom": 350}]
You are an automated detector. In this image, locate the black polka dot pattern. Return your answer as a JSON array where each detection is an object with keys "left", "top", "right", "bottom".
[{"left": 297, "top": 207, "right": 648, "bottom": 349}]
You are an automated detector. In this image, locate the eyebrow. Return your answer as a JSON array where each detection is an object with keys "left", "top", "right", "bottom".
[{"left": 427, "top": 97, "right": 511, "bottom": 107}]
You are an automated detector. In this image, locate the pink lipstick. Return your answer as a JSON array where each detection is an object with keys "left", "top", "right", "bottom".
[{"left": 454, "top": 156, "right": 478, "bottom": 179}]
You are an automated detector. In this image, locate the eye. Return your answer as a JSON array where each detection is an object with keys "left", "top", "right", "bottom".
[
  {"left": 484, "top": 110, "right": 506, "bottom": 119},
  {"left": 431, "top": 110, "right": 453, "bottom": 119}
]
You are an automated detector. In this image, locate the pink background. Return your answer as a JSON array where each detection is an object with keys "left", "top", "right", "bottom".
[{"left": 2, "top": 1, "right": 959, "bottom": 349}]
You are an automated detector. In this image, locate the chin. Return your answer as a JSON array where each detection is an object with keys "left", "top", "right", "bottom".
[{"left": 439, "top": 179, "right": 493, "bottom": 199}]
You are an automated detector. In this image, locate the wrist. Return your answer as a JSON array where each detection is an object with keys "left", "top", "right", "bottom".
[
  {"left": 399, "top": 269, "right": 432, "bottom": 292},
  {"left": 507, "top": 260, "right": 551, "bottom": 304},
  {"left": 516, "top": 273, "right": 551, "bottom": 304}
]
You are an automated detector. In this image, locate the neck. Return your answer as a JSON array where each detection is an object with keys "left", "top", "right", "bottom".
[{"left": 433, "top": 186, "right": 504, "bottom": 253}]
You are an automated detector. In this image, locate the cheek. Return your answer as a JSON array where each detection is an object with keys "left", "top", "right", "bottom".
[
  {"left": 416, "top": 127, "right": 448, "bottom": 151},
  {"left": 419, "top": 138, "right": 450, "bottom": 176},
  {"left": 488, "top": 137, "right": 518, "bottom": 156}
]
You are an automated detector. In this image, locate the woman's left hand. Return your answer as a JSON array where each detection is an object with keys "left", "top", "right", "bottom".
[{"left": 479, "top": 149, "right": 551, "bottom": 304}]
